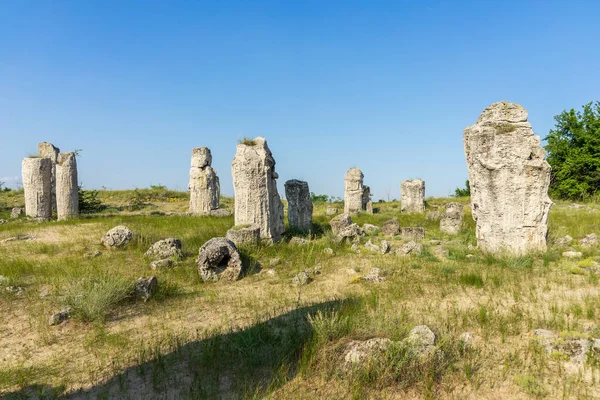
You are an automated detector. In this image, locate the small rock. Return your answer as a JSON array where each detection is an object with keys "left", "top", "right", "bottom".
[
  {"left": 380, "top": 240, "right": 390, "bottom": 254},
  {"left": 39, "top": 285, "right": 52, "bottom": 298},
  {"left": 0, "top": 234, "right": 36, "bottom": 244},
  {"left": 196, "top": 237, "right": 244, "bottom": 282},
  {"left": 209, "top": 208, "right": 232, "bottom": 217},
  {"left": 0, "top": 275, "right": 9, "bottom": 286},
  {"left": 49, "top": 307, "right": 72, "bottom": 326},
  {"left": 336, "top": 223, "right": 364, "bottom": 244},
  {"left": 269, "top": 258, "right": 281, "bottom": 267},
  {"left": 351, "top": 243, "right": 360, "bottom": 253},
  {"left": 100, "top": 226, "right": 134, "bottom": 249},
  {"left": 459, "top": 332, "right": 475, "bottom": 349},
  {"left": 362, "top": 224, "right": 379, "bottom": 234},
  {"left": 580, "top": 234, "right": 598, "bottom": 248},
  {"left": 144, "top": 238, "right": 183, "bottom": 260},
  {"left": 466, "top": 254, "right": 475, "bottom": 259},
  {"left": 292, "top": 271, "right": 311, "bottom": 286},
  {"left": 10, "top": 207, "right": 24, "bottom": 219},
  {"left": 84, "top": 250, "right": 102, "bottom": 259},
  {"left": 326, "top": 207, "right": 338, "bottom": 216},
  {"left": 556, "top": 235, "right": 573, "bottom": 246},
  {"left": 0, "top": 219, "right": 6, "bottom": 224},
  {"left": 397, "top": 241, "right": 423, "bottom": 257},
  {"left": 313, "top": 264, "right": 322, "bottom": 275},
  {"left": 400, "top": 227, "right": 425, "bottom": 241},
  {"left": 323, "top": 248, "right": 335, "bottom": 256},
  {"left": 289, "top": 237, "right": 308, "bottom": 246},
  {"left": 361, "top": 267, "right": 386, "bottom": 282},
  {"left": 407, "top": 325, "right": 436, "bottom": 347},
  {"left": 135, "top": 276, "right": 158, "bottom": 301},
  {"left": 330, "top": 214, "right": 352, "bottom": 236},
  {"left": 381, "top": 218, "right": 400, "bottom": 236},
  {"left": 343, "top": 338, "right": 392, "bottom": 367},
  {"left": 6, "top": 286, "right": 24, "bottom": 295},
  {"left": 365, "top": 240, "right": 380, "bottom": 253},
  {"left": 150, "top": 259, "right": 174, "bottom": 270},
  {"left": 562, "top": 251, "right": 583, "bottom": 259}
]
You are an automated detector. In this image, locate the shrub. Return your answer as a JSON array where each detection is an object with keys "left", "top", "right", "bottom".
[
  {"left": 78, "top": 185, "right": 107, "bottom": 214},
  {"left": 66, "top": 276, "right": 134, "bottom": 322}
]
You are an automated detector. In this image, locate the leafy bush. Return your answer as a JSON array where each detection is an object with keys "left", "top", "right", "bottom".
[
  {"left": 453, "top": 180, "right": 470, "bottom": 197},
  {"left": 544, "top": 101, "right": 600, "bottom": 199},
  {"left": 66, "top": 276, "right": 134, "bottom": 322},
  {"left": 78, "top": 185, "right": 107, "bottom": 214},
  {"left": 311, "top": 193, "right": 330, "bottom": 202}
]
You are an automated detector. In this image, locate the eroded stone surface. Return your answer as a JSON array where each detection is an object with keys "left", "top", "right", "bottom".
[
  {"left": 381, "top": 218, "right": 400, "bottom": 236},
  {"left": 101, "top": 226, "right": 134, "bottom": 249},
  {"left": 464, "top": 101, "right": 552, "bottom": 255},
  {"left": 440, "top": 203, "right": 464, "bottom": 235},
  {"left": 400, "top": 227, "right": 425, "bottom": 241},
  {"left": 232, "top": 138, "right": 284, "bottom": 243},
  {"left": 56, "top": 152, "right": 79, "bottom": 220},
  {"left": 196, "top": 238, "right": 243, "bottom": 282},
  {"left": 135, "top": 276, "right": 158, "bottom": 301},
  {"left": 401, "top": 180, "right": 425, "bottom": 213},
  {"left": 145, "top": 238, "right": 183, "bottom": 260},
  {"left": 330, "top": 214, "right": 352, "bottom": 236},
  {"left": 226, "top": 224, "right": 261, "bottom": 247},
  {"left": 10, "top": 208, "right": 24, "bottom": 219},
  {"left": 285, "top": 179, "right": 313, "bottom": 232},
  {"left": 344, "top": 168, "right": 364, "bottom": 215},
  {"left": 22, "top": 157, "right": 52, "bottom": 220},
  {"left": 189, "top": 147, "right": 220, "bottom": 216},
  {"left": 38, "top": 142, "right": 60, "bottom": 211}
]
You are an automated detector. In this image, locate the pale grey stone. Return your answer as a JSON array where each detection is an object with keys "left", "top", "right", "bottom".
[
  {"left": 135, "top": 276, "right": 158, "bottom": 301},
  {"left": 344, "top": 168, "right": 364, "bottom": 215},
  {"left": 10, "top": 208, "right": 24, "bottom": 219},
  {"left": 196, "top": 237, "right": 243, "bottom": 282},
  {"left": 101, "top": 226, "right": 134, "bottom": 249},
  {"left": 401, "top": 179, "right": 425, "bottom": 213},
  {"left": 150, "top": 259, "right": 174, "bottom": 270},
  {"left": 440, "top": 202, "right": 463, "bottom": 235},
  {"left": 400, "top": 227, "right": 425, "bottom": 241},
  {"left": 326, "top": 207, "right": 338, "bottom": 216},
  {"left": 361, "top": 267, "right": 386, "bottom": 282},
  {"left": 145, "top": 238, "right": 183, "bottom": 260},
  {"left": 22, "top": 157, "right": 52, "bottom": 221},
  {"left": 381, "top": 218, "right": 400, "bottom": 236},
  {"left": 580, "top": 233, "right": 598, "bottom": 248},
  {"left": 464, "top": 101, "right": 552, "bottom": 255},
  {"left": 336, "top": 223, "right": 363, "bottom": 244},
  {"left": 343, "top": 338, "right": 392, "bottom": 367},
  {"left": 562, "top": 251, "right": 583, "bottom": 259},
  {"left": 362, "top": 223, "right": 379, "bottom": 234},
  {"left": 330, "top": 213, "right": 352, "bottom": 235},
  {"left": 189, "top": 147, "right": 220, "bottom": 216},
  {"left": 555, "top": 235, "right": 573, "bottom": 246},
  {"left": 210, "top": 208, "right": 231, "bottom": 217},
  {"left": 226, "top": 224, "right": 260, "bottom": 247},
  {"left": 292, "top": 271, "right": 311, "bottom": 286},
  {"left": 285, "top": 179, "right": 313, "bottom": 232},
  {"left": 55, "top": 152, "right": 79, "bottom": 220},
  {"left": 232, "top": 137, "right": 284, "bottom": 243},
  {"left": 397, "top": 241, "right": 423, "bottom": 257}
]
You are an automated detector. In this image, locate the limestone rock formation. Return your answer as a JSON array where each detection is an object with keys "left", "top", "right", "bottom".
[
  {"left": 55, "top": 152, "right": 79, "bottom": 220},
  {"left": 189, "top": 147, "right": 220, "bottom": 215},
  {"left": 196, "top": 237, "right": 244, "bottom": 282},
  {"left": 401, "top": 180, "right": 425, "bottom": 213},
  {"left": 231, "top": 137, "right": 285, "bottom": 243},
  {"left": 362, "top": 186, "right": 373, "bottom": 215},
  {"left": 330, "top": 214, "right": 352, "bottom": 235},
  {"left": 381, "top": 218, "right": 400, "bottom": 236},
  {"left": 464, "top": 101, "right": 552, "bottom": 254},
  {"left": 135, "top": 276, "right": 158, "bottom": 301},
  {"left": 226, "top": 224, "right": 261, "bottom": 247},
  {"left": 285, "top": 179, "right": 313, "bottom": 232},
  {"left": 101, "top": 226, "right": 134, "bottom": 249},
  {"left": 38, "top": 142, "right": 60, "bottom": 211},
  {"left": 400, "top": 227, "right": 425, "bottom": 241},
  {"left": 144, "top": 238, "right": 183, "bottom": 260},
  {"left": 344, "top": 168, "right": 364, "bottom": 215},
  {"left": 10, "top": 208, "right": 24, "bottom": 219},
  {"left": 440, "top": 203, "right": 464, "bottom": 235},
  {"left": 22, "top": 157, "right": 53, "bottom": 220}
]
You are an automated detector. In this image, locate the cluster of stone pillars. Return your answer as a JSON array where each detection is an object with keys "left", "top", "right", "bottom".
[{"left": 21, "top": 142, "right": 79, "bottom": 221}]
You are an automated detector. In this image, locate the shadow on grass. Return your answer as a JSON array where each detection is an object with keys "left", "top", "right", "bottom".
[{"left": 3, "top": 299, "right": 353, "bottom": 400}]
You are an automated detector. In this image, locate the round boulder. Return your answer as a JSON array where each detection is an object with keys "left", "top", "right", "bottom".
[
  {"left": 144, "top": 238, "right": 183, "bottom": 260},
  {"left": 101, "top": 226, "right": 134, "bottom": 249},
  {"left": 196, "top": 238, "right": 243, "bottom": 282},
  {"left": 226, "top": 224, "right": 260, "bottom": 246}
]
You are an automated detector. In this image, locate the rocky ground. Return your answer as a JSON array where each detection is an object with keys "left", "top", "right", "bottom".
[{"left": 1, "top": 192, "right": 600, "bottom": 399}]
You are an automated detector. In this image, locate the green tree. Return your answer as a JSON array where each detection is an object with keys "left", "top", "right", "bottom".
[
  {"left": 453, "top": 180, "right": 470, "bottom": 197},
  {"left": 544, "top": 102, "right": 600, "bottom": 200}
]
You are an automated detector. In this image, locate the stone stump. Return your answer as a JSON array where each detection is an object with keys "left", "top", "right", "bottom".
[
  {"left": 401, "top": 179, "right": 425, "bottom": 213},
  {"left": 189, "top": 147, "right": 220, "bottom": 215},
  {"left": 464, "top": 101, "right": 552, "bottom": 254},
  {"left": 196, "top": 237, "right": 244, "bottom": 282},
  {"left": 22, "top": 157, "right": 52, "bottom": 220},
  {"left": 440, "top": 203, "right": 464, "bottom": 235},
  {"left": 285, "top": 179, "right": 313, "bottom": 232},
  {"left": 344, "top": 168, "right": 364, "bottom": 215},
  {"left": 226, "top": 224, "right": 261, "bottom": 247},
  {"left": 232, "top": 137, "right": 285, "bottom": 243},
  {"left": 38, "top": 142, "right": 60, "bottom": 211},
  {"left": 56, "top": 152, "right": 79, "bottom": 220}
]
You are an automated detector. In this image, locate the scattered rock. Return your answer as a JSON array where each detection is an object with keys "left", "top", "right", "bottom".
[
  {"left": 323, "top": 248, "right": 335, "bottom": 256},
  {"left": 361, "top": 268, "right": 386, "bottom": 282},
  {"left": 362, "top": 223, "right": 379, "bottom": 234},
  {"left": 196, "top": 238, "right": 244, "bottom": 282},
  {"left": 0, "top": 275, "right": 9, "bottom": 286},
  {"left": 226, "top": 224, "right": 260, "bottom": 247},
  {"left": 403, "top": 325, "right": 436, "bottom": 357},
  {"left": 381, "top": 218, "right": 400, "bottom": 236},
  {"left": 100, "top": 226, "right": 134, "bottom": 249},
  {"left": 330, "top": 214, "right": 352, "bottom": 236},
  {"left": 135, "top": 276, "right": 158, "bottom": 301},
  {"left": 400, "top": 227, "right": 425, "bottom": 241},
  {"left": 380, "top": 240, "right": 390, "bottom": 254},
  {"left": 555, "top": 235, "right": 573, "bottom": 246},
  {"left": 344, "top": 168, "right": 366, "bottom": 215},
  {"left": 269, "top": 258, "right": 281, "bottom": 267},
  {"left": 459, "top": 332, "right": 475, "bottom": 349},
  {"left": 10, "top": 207, "right": 24, "bottom": 219},
  {"left": 562, "top": 251, "right": 583, "bottom": 259},
  {"left": 84, "top": 250, "right": 102, "bottom": 259},
  {"left": 343, "top": 338, "right": 392, "bottom": 367},
  {"left": 150, "top": 259, "right": 174, "bottom": 270},
  {"left": 289, "top": 237, "right": 308, "bottom": 246},
  {"left": 326, "top": 207, "right": 338, "bottom": 216},
  {"left": 210, "top": 208, "right": 231, "bottom": 217},
  {"left": 144, "top": 238, "right": 183, "bottom": 260},
  {"left": 292, "top": 271, "right": 311, "bottom": 286},
  {"left": 336, "top": 223, "right": 364, "bottom": 244},
  {"left": 397, "top": 241, "right": 423, "bottom": 257},
  {"left": 440, "top": 203, "right": 464, "bottom": 235},
  {"left": 0, "top": 234, "right": 36, "bottom": 244},
  {"left": 580, "top": 233, "right": 598, "bottom": 248},
  {"left": 49, "top": 307, "right": 72, "bottom": 326}
]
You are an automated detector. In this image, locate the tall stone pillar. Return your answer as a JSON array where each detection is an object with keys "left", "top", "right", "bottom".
[
  {"left": 344, "top": 168, "right": 364, "bottom": 215},
  {"left": 22, "top": 157, "right": 52, "bottom": 220},
  {"left": 38, "top": 142, "right": 60, "bottom": 211},
  {"left": 56, "top": 152, "right": 79, "bottom": 220},
  {"left": 401, "top": 179, "right": 425, "bottom": 213},
  {"left": 189, "top": 147, "right": 220, "bottom": 215},
  {"left": 285, "top": 179, "right": 313, "bottom": 232}
]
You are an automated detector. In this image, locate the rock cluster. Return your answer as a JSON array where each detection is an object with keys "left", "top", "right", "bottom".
[
  {"left": 232, "top": 137, "right": 285, "bottom": 243},
  {"left": 285, "top": 179, "right": 313, "bottom": 232},
  {"left": 189, "top": 147, "right": 220, "bottom": 215},
  {"left": 464, "top": 101, "right": 552, "bottom": 255},
  {"left": 401, "top": 179, "right": 425, "bottom": 213}
]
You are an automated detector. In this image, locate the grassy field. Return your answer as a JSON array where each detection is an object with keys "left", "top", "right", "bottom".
[{"left": 1, "top": 189, "right": 600, "bottom": 399}]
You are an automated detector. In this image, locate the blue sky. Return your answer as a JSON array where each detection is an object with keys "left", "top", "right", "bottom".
[{"left": 1, "top": 1, "right": 599, "bottom": 199}]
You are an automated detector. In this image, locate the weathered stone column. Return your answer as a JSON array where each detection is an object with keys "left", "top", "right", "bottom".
[
  {"left": 56, "top": 152, "right": 79, "bottom": 220},
  {"left": 38, "top": 142, "right": 60, "bottom": 211},
  {"left": 285, "top": 179, "right": 313, "bottom": 232},
  {"left": 440, "top": 202, "right": 463, "bottom": 235},
  {"left": 22, "top": 157, "right": 52, "bottom": 220},
  {"left": 344, "top": 168, "right": 364, "bottom": 215},
  {"left": 232, "top": 137, "right": 285, "bottom": 243},
  {"left": 189, "top": 147, "right": 220, "bottom": 215},
  {"left": 464, "top": 101, "right": 552, "bottom": 254},
  {"left": 362, "top": 186, "right": 373, "bottom": 215},
  {"left": 401, "top": 179, "right": 425, "bottom": 213}
]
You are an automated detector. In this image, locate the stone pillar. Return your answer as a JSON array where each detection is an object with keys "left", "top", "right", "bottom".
[
  {"left": 232, "top": 137, "right": 285, "bottom": 243},
  {"left": 362, "top": 186, "right": 373, "bottom": 214},
  {"left": 22, "top": 157, "right": 52, "bottom": 220},
  {"left": 38, "top": 142, "right": 60, "bottom": 211},
  {"left": 285, "top": 179, "right": 313, "bottom": 232},
  {"left": 464, "top": 101, "right": 552, "bottom": 254},
  {"left": 440, "top": 202, "right": 463, "bottom": 235},
  {"left": 401, "top": 179, "right": 425, "bottom": 213},
  {"left": 344, "top": 168, "right": 364, "bottom": 215},
  {"left": 56, "top": 152, "right": 79, "bottom": 220},
  {"left": 189, "top": 147, "right": 220, "bottom": 215}
]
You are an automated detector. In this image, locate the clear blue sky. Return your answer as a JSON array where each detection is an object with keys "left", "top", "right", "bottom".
[{"left": 1, "top": 1, "right": 599, "bottom": 199}]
